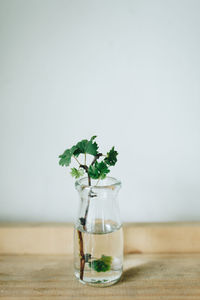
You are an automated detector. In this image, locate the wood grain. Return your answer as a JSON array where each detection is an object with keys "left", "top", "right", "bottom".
[
  {"left": 124, "top": 222, "right": 200, "bottom": 253},
  {"left": 0, "top": 223, "right": 73, "bottom": 255},
  {"left": 0, "top": 254, "right": 200, "bottom": 299},
  {"left": 1, "top": 222, "right": 200, "bottom": 254}
]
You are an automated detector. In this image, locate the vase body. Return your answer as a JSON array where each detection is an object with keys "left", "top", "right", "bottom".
[{"left": 74, "top": 176, "right": 123, "bottom": 287}]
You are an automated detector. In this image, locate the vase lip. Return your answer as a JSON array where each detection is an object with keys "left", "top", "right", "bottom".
[{"left": 75, "top": 176, "right": 121, "bottom": 190}]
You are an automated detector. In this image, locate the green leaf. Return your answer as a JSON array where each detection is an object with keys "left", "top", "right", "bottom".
[
  {"left": 90, "top": 135, "right": 97, "bottom": 141},
  {"left": 70, "top": 168, "right": 84, "bottom": 179},
  {"left": 87, "top": 164, "right": 98, "bottom": 179},
  {"left": 59, "top": 149, "right": 72, "bottom": 167},
  {"left": 104, "top": 146, "right": 118, "bottom": 166},
  {"left": 88, "top": 161, "right": 110, "bottom": 180},
  {"left": 89, "top": 255, "right": 112, "bottom": 272},
  {"left": 86, "top": 136, "right": 98, "bottom": 156},
  {"left": 70, "top": 145, "right": 79, "bottom": 155},
  {"left": 101, "top": 255, "right": 112, "bottom": 264},
  {"left": 73, "top": 140, "right": 88, "bottom": 155},
  {"left": 58, "top": 136, "right": 98, "bottom": 167},
  {"left": 73, "top": 136, "right": 98, "bottom": 157}
]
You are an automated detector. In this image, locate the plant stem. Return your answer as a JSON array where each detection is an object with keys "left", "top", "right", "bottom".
[
  {"left": 83, "top": 197, "right": 90, "bottom": 231},
  {"left": 73, "top": 155, "right": 81, "bottom": 166},
  {"left": 87, "top": 173, "right": 91, "bottom": 186},
  {"left": 77, "top": 155, "right": 103, "bottom": 281},
  {"left": 77, "top": 229, "right": 85, "bottom": 280},
  {"left": 91, "top": 153, "right": 103, "bottom": 166},
  {"left": 77, "top": 171, "right": 92, "bottom": 281},
  {"left": 95, "top": 178, "right": 100, "bottom": 186}
]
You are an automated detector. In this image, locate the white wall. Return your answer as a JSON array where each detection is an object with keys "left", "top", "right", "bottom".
[{"left": 0, "top": 0, "right": 200, "bottom": 222}]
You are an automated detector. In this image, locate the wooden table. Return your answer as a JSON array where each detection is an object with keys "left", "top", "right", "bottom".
[
  {"left": 1, "top": 253, "right": 200, "bottom": 300},
  {"left": 1, "top": 223, "right": 200, "bottom": 299}
]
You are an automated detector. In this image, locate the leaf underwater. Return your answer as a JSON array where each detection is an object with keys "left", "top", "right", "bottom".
[{"left": 89, "top": 255, "right": 113, "bottom": 272}]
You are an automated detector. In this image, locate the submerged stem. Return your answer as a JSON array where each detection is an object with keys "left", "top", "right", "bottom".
[
  {"left": 77, "top": 173, "right": 92, "bottom": 281},
  {"left": 77, "top": 229, "right": 85, "bottom": 280},
  {"left": 87, "top": 173, "right": 91, "bottom": 186},
  {"left": 77, "top": 154, "right": 102, "bottom": 280}
]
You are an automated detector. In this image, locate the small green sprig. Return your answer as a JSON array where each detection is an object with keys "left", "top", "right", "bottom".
[
  {"left": 58, "top": 136, "right": 118, "bottom": 280},
  {"left": 59, "top": 135, "right": 118, "bottom": 183}
]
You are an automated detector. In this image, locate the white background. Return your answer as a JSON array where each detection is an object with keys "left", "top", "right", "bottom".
[{"left": 1, "top": 0, "right": 200, "bottom": 222}]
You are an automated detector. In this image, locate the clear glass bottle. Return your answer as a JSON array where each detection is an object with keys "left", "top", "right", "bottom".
[{"left": 74, "top": 176, "right": 123, "bottom": 287}]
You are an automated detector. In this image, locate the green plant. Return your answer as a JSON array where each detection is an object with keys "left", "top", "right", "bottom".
[
  {"left": 58, "top": 135, "right": 118, "bottom": 280},
  {"left": 59, "top": 135, "right": 118, "bottom": 185}
]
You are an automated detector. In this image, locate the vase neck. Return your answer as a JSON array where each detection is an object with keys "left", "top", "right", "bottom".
[{"left": 75, "top": 177, "right": 122, "bottom": 233}]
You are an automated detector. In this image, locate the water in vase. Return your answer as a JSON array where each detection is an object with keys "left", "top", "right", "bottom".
[{"left": 74, "top": 220, "right": 123, "bottom": 287}]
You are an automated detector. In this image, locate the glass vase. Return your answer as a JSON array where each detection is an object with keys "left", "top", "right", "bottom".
[{"left": 74, "top": 176, "right": 123, "bottom": 287}]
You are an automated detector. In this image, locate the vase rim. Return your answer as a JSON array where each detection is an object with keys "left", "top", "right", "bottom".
[{"left": 75, "top": 176, "right": 121, "bottom": 190}]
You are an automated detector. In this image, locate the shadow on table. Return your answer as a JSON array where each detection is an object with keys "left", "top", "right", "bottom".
[{"left": 119, "top": 260, "right": 162, "bottom": 284}]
